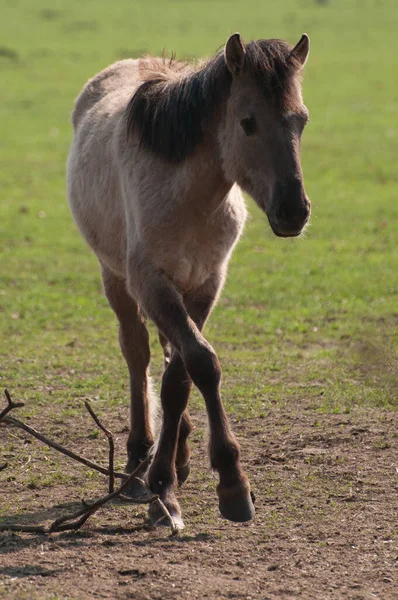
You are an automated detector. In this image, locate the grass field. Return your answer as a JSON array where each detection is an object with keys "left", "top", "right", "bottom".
[{"left": 0, "top": 1, "right": 397, "bottom": 599}]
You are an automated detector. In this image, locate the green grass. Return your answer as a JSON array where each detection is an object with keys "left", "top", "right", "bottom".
[{"left": 0, "top": 0, "right": 397, "bottom": 420}]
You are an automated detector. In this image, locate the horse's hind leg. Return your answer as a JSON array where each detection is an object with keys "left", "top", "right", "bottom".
[
  {"left": 101, "top": 266, "right": 154, "bottom": 480},
  {"left": 158, "top": 329, "right": 193, "bottom": 486},
  {"left": 175, "top": 409, "right": 193, "bottom": 485},
  {"left": 146, "top": 350, "right": 190, "bottom": 528}
]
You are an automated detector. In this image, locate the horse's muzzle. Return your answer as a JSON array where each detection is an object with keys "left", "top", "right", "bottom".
[
  {"left": 268, "top": 180, "right": 311, "bottom": 237},
  {"left": 268, "top": 215, "right": 310, "bottom": 238}
]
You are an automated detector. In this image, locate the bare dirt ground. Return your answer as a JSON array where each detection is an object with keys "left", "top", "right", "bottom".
[{"left": 1, "top": 404, "right": 397, "bottom": 600}]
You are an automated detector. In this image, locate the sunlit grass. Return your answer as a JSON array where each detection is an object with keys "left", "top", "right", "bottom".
[{"left": 0, "top": 0, "right": 397, "bottom": 421}]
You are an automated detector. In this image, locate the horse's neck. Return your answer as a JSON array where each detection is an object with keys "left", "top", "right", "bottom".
[{"left": 180, "top": 125, "right": 233, "bottom": 210}]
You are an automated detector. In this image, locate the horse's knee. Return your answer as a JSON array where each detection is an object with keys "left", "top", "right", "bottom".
[
  {"left": 179, "top": 411, "right": 193, "bottom": 440},
  {"left": 183, "top": 340, "right": 221, "bottom": 394}
]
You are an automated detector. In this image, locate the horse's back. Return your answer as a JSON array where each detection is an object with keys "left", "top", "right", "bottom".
[
  {"left": 71, "top": 59, "right": 139, "bottom": 129},
  {"left": 68, "top": 60, "right": 142, "bottom": 277}
]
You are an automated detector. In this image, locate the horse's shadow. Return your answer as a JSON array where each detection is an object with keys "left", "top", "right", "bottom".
[
  {"left": 0, "top": 500, "right": 212, "bottom": 555},
  {"left": 1, "top": 500, "right": 83, "bottom": 528},
  {"left": 0, "top": 499, "right": 147, "bottom": 554},
  {"left": 0, "top": 564, "right": 66, "bottom": 578}
]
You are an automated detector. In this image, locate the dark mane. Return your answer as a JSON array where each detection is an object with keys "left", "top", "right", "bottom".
[{"left": 126, "top": 39, "right": 299, "bottom": 162}]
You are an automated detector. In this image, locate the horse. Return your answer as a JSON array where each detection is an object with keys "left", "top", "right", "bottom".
[{"left": 67, "top": 32, "right": 311, "bottom": 529}]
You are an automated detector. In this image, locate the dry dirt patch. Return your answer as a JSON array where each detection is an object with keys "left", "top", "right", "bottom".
[{"left": 1, "top": 406, "right": 397, "bottom": 599}]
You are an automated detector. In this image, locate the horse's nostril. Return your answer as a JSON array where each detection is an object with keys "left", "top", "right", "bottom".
[
  {"left": 273, "top": 179, "right": 309, "bottom": 226},
  {"left": 276, "top": 205, "right": 288, "bottom": 222},
  {"left": 275, "top": 204, "right": 308, "bottom": 227}
]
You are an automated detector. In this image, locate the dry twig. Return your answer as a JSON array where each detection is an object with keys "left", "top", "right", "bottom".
[
  {"left": 84, "top": 400, "right": 115, "bottom": 493},
  {"left": 3, "top": 414, "right": 126, "bottom": 480},
  {"left": 0, "top": 389, "right": 24, "bottom": 421},
  {"left": 0, "top": 389, "right": 178, "bottom": 535}
]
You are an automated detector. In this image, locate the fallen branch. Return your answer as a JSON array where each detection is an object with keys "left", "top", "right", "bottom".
[
  {"left": 0, "top": 390, "right": 178, "bottom": 535},
  {"left": 3, "top": 414, "right": 126, "bottom": 480},
  {"left": 84, "top": 400, "right": 115, "bottom": 494}
]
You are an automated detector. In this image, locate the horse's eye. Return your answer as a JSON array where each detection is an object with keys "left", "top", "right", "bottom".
[{"left": 240, "top": 116, "right": 256, "bottom": 136}]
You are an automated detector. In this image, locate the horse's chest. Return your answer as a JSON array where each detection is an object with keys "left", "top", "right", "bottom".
[
  {"left": 158, "top": 213, "right": 241, "bottom": 292},
  {"left": 172, "top": 237, "right": 225, "bottom": 290}
]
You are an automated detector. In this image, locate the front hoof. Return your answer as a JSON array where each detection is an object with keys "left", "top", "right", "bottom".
[
  {"left": 148, "top": 501, "right": 185, "bottom": 532},
  {"left": 176, "top": 461, "right": 190, "bottom": 486},
  {"left": 218, "top": 487, "right": 255, "bottom": 523}
]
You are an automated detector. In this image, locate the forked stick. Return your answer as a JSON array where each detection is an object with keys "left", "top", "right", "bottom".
[
  {"left": 0, "top": 390, "right": 178, "bottom": 535},
  {"left": 3, "top": 414, "right": 127, "bottom": 480},
  {"left": 0, "top": 389, "right": 24, "bottom": 421}
]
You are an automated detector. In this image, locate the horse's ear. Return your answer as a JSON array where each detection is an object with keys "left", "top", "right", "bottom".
[
  {"left": 290, "top": 33, "right": 310, "bottom": 67},
  {"left": 225, "top": 33, "right": 246, "bottom": 76}
]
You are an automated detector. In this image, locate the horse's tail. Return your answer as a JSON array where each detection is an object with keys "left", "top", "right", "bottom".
[{"left": 148, "top": 375, "right": 160, "bottom": 437}]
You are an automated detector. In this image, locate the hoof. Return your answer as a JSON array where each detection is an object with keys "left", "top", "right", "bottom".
[
  {"left": 123, "top": 458, "right": 152, "bottom": 499},
  {"left": 120, "top": 476, "right": 149, "bottom": 499},
  {"left": 176, "top": 461, "right": 190, "bottom": 486},
  {"left": 218, "top": 488, "right": 255, "bottom": 523},
  {"left": 125, "top": 452, "right": 152, "bottom": 477},
  {"left": 148, "top": 502, "right": 185, "bottom": 531}
]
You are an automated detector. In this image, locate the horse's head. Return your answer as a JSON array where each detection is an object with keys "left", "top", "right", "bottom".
[{"left": 220, "top": 34, "right": 311, "bottom": 238}]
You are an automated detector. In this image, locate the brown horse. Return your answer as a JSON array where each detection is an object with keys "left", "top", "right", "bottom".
[{"left": 67, "top": 33, "right": 311, "bottom": 529}]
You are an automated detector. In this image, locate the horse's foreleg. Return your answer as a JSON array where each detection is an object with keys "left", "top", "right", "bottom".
[
  {"left": 155, "top": 277, "right": 222, "bottom": 488},
  {"left": 172, "top": 276, "right": 225, "bottom": 486},
  {"left": 185, "top": 280, "right": 255, "bottom": 523},
  {"left": 101, "top": 267, "right": 154, "bottom": 481},
  {"left": 127, "top": 257, "right": 254, "bottom": 525}
]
